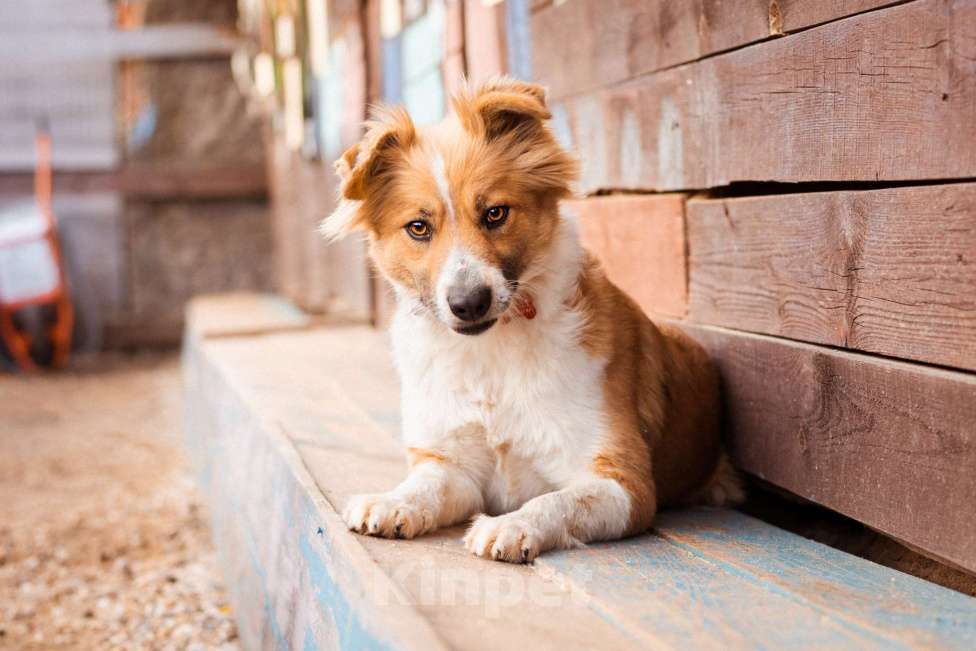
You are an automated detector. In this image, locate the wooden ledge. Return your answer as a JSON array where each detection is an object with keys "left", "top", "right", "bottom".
[{"left": 183, "top": 295, "right": 976, "bottom": 650}]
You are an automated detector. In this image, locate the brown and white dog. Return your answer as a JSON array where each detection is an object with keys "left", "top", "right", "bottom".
[{"left": 322, "top": 77, "right": 742, "bottom": 563}]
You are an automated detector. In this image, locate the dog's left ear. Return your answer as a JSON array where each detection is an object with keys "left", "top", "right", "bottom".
[
  {"left": 321, "top": 106, "right": 415, "bottom": 240},
  {"left": 454, "top": 76, "right": 552, "bottom": 141}
]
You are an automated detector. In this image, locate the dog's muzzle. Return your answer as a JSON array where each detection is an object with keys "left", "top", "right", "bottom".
[{"left": 446, "top": 284, "right": 497, "bottom": 335}]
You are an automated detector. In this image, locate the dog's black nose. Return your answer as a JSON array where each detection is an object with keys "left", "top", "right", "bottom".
[{"left": 448, "top": 285, "right": 492, "bottom": 322}]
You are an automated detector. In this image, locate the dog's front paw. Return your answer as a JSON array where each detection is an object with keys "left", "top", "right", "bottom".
[
  {"left": 464, "top": 514, "right": 542, "bottom": 563},
  {"left": 343, "top": 493, "right": 433, "bottom": 539}
]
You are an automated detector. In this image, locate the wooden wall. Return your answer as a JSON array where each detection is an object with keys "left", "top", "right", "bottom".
[
  {"left": 532, "top": 0, "right": 976, "bottom": 575},
  {"left": 259, "top": 1, "right": 373, "bottom": 318}
]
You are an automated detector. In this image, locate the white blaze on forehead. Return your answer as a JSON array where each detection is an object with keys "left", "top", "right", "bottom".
[
  {"left": 431, "top": 153, "right": 455, "bottom": 223},
  {"left": 438, "top": 247, "right": 482, "bottom": 292}
]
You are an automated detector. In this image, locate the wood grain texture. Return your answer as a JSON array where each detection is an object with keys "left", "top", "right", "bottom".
[
  {"left": 777, "top": 0, "right": 906, "bottom": 30},
  {"left": 531, "top": 0, "right": 901, "bottom": 100},
  {"left": 539, "top": 534, "right": 898, "bottom": 650},
  {"left": 687, "top": 184, "right": 976, "bottom": 371},
  {"left": 654, "top": 508, "right": 976, "bottom": 650},
  {"left": 678, "top": 322, "right": 976, "bottom": 575},
  {"left": 549, "top": 0, "right": 976, "bottom": 192},
  {"left": 570, "top": 194, "right": 688, "bottom": 318},
  {"left": 541, "top": 508, "right": 976, "bottom": 650}
]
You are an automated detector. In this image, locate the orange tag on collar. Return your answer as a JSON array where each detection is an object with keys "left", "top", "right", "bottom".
[{"left": 515, "top": 296, "right": 537, "bottom": 320}]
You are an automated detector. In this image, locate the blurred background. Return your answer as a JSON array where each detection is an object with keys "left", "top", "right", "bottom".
[
  {"left": 0, "top": 0, "right": 515, "bottom": 366},
  {"left": 0, "top": 0, "right": 269, "bottom": 357},
  {"left": 3, "top": 0, "right": 976, "bottom": 649},
  {"left": 0, "top": 1, "right": 515, "bottom": 647}
]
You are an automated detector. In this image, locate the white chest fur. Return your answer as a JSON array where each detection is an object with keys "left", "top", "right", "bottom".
[{"left": 390, "top": 295, "right": 609, "bottom": 510}]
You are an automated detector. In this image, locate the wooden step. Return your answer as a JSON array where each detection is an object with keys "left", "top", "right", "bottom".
[{"left": 183, "top": 294, "right": 976, "bottom": 650}]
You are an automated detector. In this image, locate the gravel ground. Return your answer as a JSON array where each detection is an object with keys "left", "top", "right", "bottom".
[{"left": 0, "top": 353, "right": 240, "bottom": 650}]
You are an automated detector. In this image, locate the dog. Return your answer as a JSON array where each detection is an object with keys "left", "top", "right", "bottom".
[{"left": 322, "top": 77, "right": 742, "bottom": 563}]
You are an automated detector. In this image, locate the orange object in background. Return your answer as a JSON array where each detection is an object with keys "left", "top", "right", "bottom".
[{"left": 0, "top": 121, "right": 73, "bottom": 371}]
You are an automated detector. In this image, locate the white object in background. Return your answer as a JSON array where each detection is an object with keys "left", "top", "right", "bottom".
[
  {"left": 380, "top": 0, "right": 402, "bottom": 39},
  {"left": 275, "top": 15, "right": 296, "bottom": 58},
  {"left": 0, "top": 200, "right": 59, "bottom": 304},
  {"left": 254, "top": 53, "right": 276, "bottom": 97},
  {"left": 306, "top": 0, "right": 330, "bottom": 75},
  {"left": 283, "top": 58, "right": 305, "bottom": 150}
]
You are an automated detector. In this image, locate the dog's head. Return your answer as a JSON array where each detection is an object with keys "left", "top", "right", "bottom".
[{"left": 322, "top": 77, "right": 578, "bottom": 335}]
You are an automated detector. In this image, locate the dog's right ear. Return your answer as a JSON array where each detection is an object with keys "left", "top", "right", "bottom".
[
  {"left": 453, "top": 76, "right": 551, "bottom": 142},
  {"left": 321, "top": 106, "right": 415, "bottom": 240}
]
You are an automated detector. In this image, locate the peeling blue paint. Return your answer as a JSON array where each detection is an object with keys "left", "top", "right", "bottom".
[{"left": 299, "top": 534, "right": 395, "bottom": 651}]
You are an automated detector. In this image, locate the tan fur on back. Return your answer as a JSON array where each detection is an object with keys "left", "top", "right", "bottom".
[{"left": 569, "top": 254, "right": 726, "bottom": 534}]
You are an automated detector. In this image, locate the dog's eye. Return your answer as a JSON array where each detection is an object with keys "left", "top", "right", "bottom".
[
  {"left": 483, "top": 205, "right": 509, "bottom": 229},
  {"left": 405, "top": 220, "right": 432, "bottom": 241}
]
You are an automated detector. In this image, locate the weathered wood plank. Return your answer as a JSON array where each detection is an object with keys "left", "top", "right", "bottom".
[
  {"left": 777, "top": 0, "right": 906, "bottom": 30},
  {"left": 0, "top": 165, "right": 268, "bottom": 199},
  {"left": 570, "top": 194, "right": 688, "bottom": 318},
  {"left": 687, "top": 184, "right": 976, "bottom": 371},
  {"left": 118, "top": 163, "right": 269, "bottom": 198},
  {"left": 531, "top": 0, "right": 901, "bottom": 101},
  {"left": 678, "top": 322, "right": 976, "bottom": 575},
  {"left": 0, "top": 24, "right": 242, "bottom": 64},
  {"left": 538, "top": 532, "right": 902, "bottom": 650},
  {"left": 655, "top": 509, "right": 976, "bottom": 651},
  {"left": 551, "top": 0, "right": 976, "bottom": 192},
  {"left": 533, "top": 0, "right": 756, "bottom": 101}
]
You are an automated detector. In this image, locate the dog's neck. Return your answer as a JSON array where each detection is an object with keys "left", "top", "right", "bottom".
[{"left": 505, "top": 215, "right": 584, "bottom": 326}]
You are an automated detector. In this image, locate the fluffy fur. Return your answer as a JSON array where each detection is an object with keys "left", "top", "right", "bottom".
[{"left": 325, "top": 77, "right": 742, "bottom": 563}]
